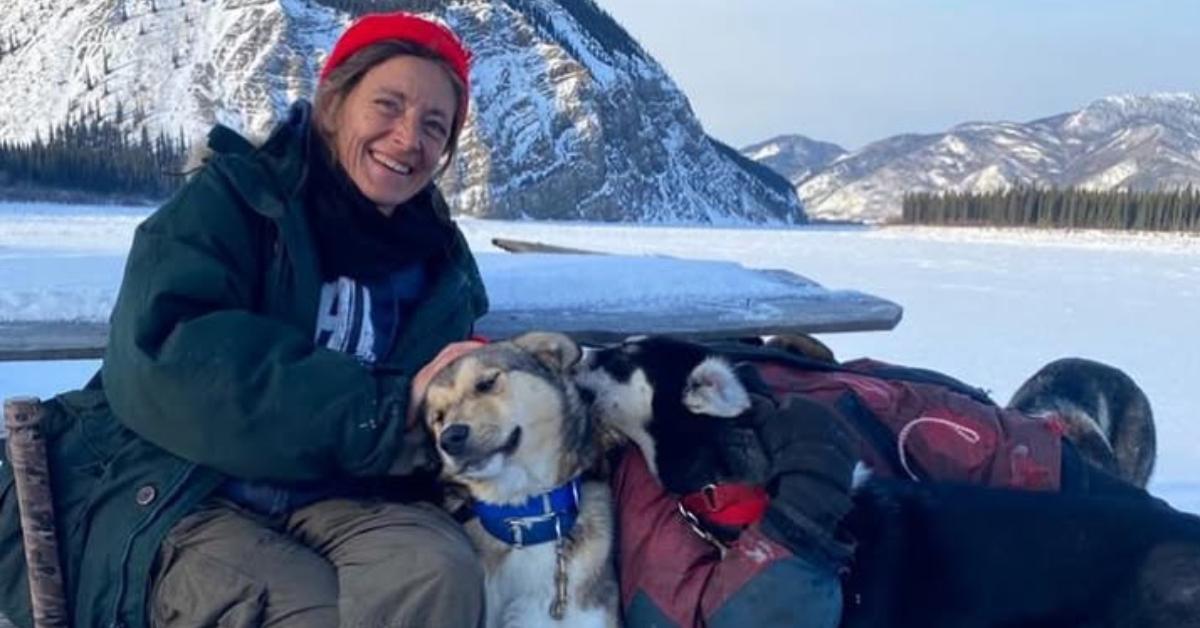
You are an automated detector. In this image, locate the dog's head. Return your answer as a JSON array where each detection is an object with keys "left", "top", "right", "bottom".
[
  {"left": 422, "top": 332, "right": 593, "bottom": 504},
  {"left": 574, "top": 336, "right": 771, "bottom": 494}
]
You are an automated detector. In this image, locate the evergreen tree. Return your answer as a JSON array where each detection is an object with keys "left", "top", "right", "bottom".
[
  {"left": 0, "top": 108, "right": 186, "bottom": 200},
  {"left": 900, "top": 187, "right": 1200, "bottom": 232}
]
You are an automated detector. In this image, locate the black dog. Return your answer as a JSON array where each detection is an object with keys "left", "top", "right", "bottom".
[
  {"left": 843, "top": 480, "right": 1200, "bottom": 628},
  {"left": 575, "top": 335, "right": 1200, "bottom": 628}
]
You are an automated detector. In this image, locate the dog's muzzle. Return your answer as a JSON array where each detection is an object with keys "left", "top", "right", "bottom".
[{"left": 438, "top": 424, "right": 523, "bottom": 472}]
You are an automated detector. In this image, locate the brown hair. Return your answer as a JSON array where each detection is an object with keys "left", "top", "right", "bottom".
[{"left": 314, "top": 40, "right": 468, "bottom": 177}]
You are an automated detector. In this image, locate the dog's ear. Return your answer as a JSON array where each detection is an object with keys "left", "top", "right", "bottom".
[
  {"left": 511, "top": 332, "right": 582, "bottom": 373},
  {"left": 683, "top": 357, "right": 751, "bottom": 418}
]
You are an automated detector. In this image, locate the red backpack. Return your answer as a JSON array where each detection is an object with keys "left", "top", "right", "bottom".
[
  {"left": 612, "top": 343, "right": 1069, "bottom": 628},
  {"left": 713, "top": 342, "right": 1064, "bottom": 491}
]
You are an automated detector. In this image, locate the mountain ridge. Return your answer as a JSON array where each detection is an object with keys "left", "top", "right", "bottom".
[
  {"left": 0, "top": 0, "right": 805, "bottom": 224},
  {"left": 743, "top": 93, "right": 1200, "bottom": 222}
]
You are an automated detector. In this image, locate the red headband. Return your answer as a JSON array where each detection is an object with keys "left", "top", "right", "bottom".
[{"left": 320, "top": 12, "right": 472, "bottom": 121}]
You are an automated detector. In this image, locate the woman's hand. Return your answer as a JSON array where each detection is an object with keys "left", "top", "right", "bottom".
[{"left": 408, "top": 340, "right": 484, "bottom": 426}]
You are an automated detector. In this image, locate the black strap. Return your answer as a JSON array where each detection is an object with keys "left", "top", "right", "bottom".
[
  {"left": 702, "top": 340, "right": 996, "bottom": 406},
  {"left": 834, "top": 392, "right": 924, "bottom": 480}
]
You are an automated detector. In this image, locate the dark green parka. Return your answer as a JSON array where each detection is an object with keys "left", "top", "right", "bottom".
[{"left": 0, "top": 103, "right": 488, "bottom": 627}]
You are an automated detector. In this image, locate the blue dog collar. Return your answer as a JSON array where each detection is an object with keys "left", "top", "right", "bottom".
[{"left": 473, "top": 477, "right": 582, "bottom": 548}]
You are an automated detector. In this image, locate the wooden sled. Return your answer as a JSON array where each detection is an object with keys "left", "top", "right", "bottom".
[{"left": 0, "top": 240, "right": 902, "bottom": 627}]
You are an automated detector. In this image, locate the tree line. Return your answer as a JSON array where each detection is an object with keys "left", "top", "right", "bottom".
[
  {"left": 0, "top": 104, "right": 187, "bottom": 200},
  {"left": 901, "top": 187, "right": 1200, "bottom": 232}
]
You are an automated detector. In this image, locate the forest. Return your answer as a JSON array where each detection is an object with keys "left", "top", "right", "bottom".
[{"left": 902, "top": 186, "right": 1200, "bottom": 232}]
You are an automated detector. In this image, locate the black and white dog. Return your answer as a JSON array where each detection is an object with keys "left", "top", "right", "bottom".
[{"left": 575, "top": 335, "right": 1200, "bottom": 628}]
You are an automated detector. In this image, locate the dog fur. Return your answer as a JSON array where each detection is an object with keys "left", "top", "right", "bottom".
[
  {"left": 842, "top": 479, "right": 1200, "bottom": 628},
  {"left": 575, "top": 336, "right": 775, "bottom": 495},
  {"left": 423, "top": 332, "right": 619, "bottom": 628},
  {"left": 1008, "top": 356, "right": 1156, "bottom": 487},
  {"left": 575, "top": 335, "right": 1200, "bottom": 628}
]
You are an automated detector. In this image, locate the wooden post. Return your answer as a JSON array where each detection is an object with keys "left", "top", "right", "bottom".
[{"left": 4, "top": 398, "right": 68, "bottom": 628}]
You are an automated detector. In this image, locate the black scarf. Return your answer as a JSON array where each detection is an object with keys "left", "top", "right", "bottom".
[{"left": 304, "top": 128, "right": 457, "bottom": 281}]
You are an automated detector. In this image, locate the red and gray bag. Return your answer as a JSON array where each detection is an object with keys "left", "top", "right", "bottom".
[
  {"left": 748, "top": 353, "right": 1063, "bottom": 491},
  {"left": 614, "top": 342, "right": 1067, "bottom": 627}
]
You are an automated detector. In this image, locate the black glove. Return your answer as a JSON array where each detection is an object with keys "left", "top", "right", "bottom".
[{"left": 750, "top": 394, "right": 857, "bottom": 566}]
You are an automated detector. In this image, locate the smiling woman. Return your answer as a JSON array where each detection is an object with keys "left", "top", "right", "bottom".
[
  {"left": 315, "top": 43, "right": 466, "bottom": 212},
  {"left": 0, "top": 11, "right": 492, "bottom": 628}
]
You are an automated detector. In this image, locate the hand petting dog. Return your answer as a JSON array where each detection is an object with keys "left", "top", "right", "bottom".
[{"left": 409, "top": 339, "right": 485, "bottom": 426}]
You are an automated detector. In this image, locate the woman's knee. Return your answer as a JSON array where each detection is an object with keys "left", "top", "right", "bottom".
[
  {"left": 410, "top": 531, "right": 485, "bottom": 586},
  {"left": 152, "top": 505, "right": 338, "bottom": 627},
  {"left": 344, "top": 540, "right": 484, "bottom": 627},
  {"left": 301, "top": 501, "right": 484, "bottom": 625},
  {"left": 356, "top": 525, "right": 485, "bottom": 614}
]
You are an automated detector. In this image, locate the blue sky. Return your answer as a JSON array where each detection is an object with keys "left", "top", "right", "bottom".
[{"left": 598, "top": 0, "right": 1200, "bottom": 149}]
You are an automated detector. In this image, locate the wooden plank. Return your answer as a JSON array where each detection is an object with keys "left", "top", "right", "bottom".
[
  {"left": 491, "top": 237, "right": 602, "bottom": 255},
  {"left": 0, "top": 258, "right": 903, "bottom": 362},
  {"left": 0, "top": 292, "right": 900, "bottom": 362},
  {"left": 0, "top": 321, "right": 108, "bottom": 361},
  {"left": 478, "top": 290, "right": 901, "bottom": 343}
]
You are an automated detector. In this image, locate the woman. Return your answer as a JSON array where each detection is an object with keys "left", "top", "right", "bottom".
[{"left": 0, "top": 12, "right": 488, "bottom": 628}]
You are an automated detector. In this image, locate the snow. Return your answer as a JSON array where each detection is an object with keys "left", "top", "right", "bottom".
[
  {"left": 1081, "top": 159, "right": 1139, "bottom": 190},
  {"left": 960, "top": 164, "right": 1009, "bottom": 191},
  {"left": 939, "top": 135, "right": 970, "bottom": 156},
  {"left": 747, "top": 144, "right": 782, "bottom": 161},
  {"left": 481, "top": 254, "right": 816, "bottom": 311},
  {"left": 1, "top": 201, "right": 1197, "bottom": 514},
  {"left": 541, "top": 2, "right": 619, "bottom": 87}
]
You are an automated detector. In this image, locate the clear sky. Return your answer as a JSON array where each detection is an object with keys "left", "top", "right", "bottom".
[{"left": 598, "top": 0, "right": 1200, "bottom": 150}]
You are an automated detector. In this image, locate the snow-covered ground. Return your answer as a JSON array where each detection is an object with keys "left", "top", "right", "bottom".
[{"left": 1, "top": 200, "right": 1197, "bottom": 513}]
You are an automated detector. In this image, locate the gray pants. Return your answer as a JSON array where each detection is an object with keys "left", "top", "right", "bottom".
[{"left": 150, "top": 498, "right": 484, "bottom": 628}]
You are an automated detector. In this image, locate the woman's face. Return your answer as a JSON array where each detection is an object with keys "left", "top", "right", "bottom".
[{"left": 330, "top": 55, "right": 458, "bottom": 214}]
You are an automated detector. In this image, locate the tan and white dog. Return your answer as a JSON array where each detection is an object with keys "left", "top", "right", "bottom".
[{"left": 421, "top": 332, "right": 619, "bottom": 628}]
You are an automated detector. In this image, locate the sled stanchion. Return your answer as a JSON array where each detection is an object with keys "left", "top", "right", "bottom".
[{"left": 4, "top": 397, "right": 69, "bottom": 628}]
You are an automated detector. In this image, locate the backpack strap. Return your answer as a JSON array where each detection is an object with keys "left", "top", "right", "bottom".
[{"left": 702, "top": 340, "right": 996, "bottom": 406}]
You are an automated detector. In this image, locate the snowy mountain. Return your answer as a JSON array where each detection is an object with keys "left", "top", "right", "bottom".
[
  {"left": 740, "top": 134, "right": 846, "bottom": 185},
  {"left": 0, "top": 0, "right": 804, "bottom": 224},
  {"left": 769, "top": 94, "right": 1200, "bottom": 222}
]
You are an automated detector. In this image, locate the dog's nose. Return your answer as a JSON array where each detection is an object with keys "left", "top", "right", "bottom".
[{"left": 439, "top": 424, "right": 471, "bottom": 456}]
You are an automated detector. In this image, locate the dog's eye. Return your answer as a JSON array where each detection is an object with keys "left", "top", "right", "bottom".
[{"left": 475, "top": 372, "right": 500, "bottom": 394}]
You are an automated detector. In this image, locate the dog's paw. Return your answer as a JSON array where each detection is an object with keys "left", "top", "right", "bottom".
[{"left": 765, "top": 333, "right": 837, "bottom": 364}]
